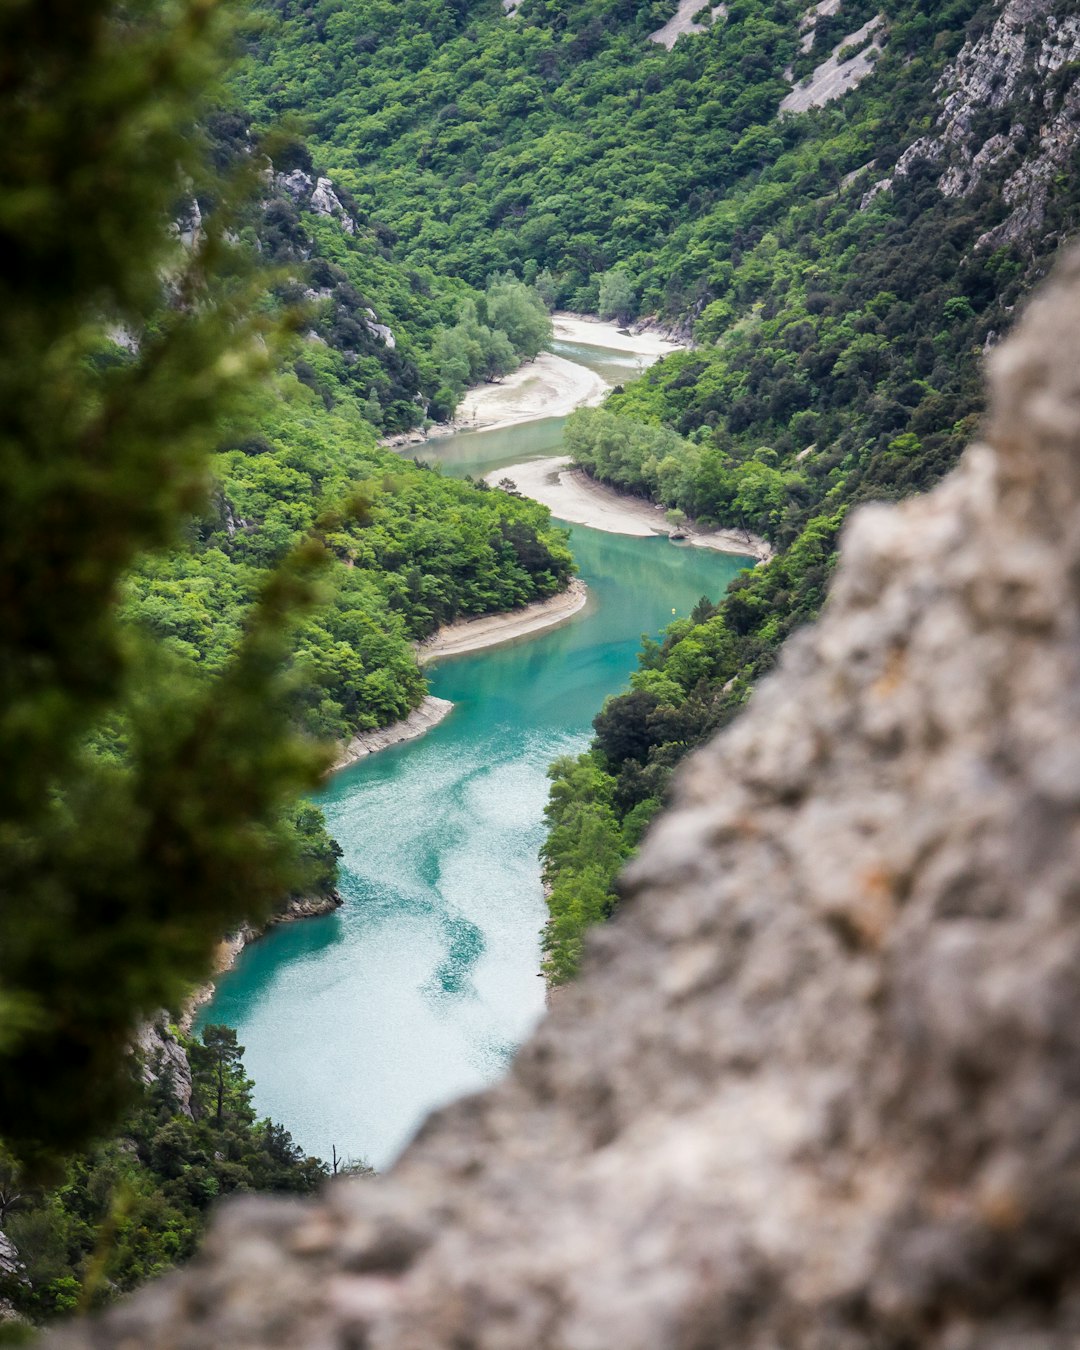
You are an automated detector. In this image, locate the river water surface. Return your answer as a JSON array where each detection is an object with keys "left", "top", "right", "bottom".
[{"left": 204, "top": 342, "right": 751, "bottom": 1170}]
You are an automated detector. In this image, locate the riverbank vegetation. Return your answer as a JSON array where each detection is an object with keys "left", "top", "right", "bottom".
[
  {"left": 0, "top": 1027, "right": 328, "bottom": 1327},
  {"left": 125, "top": 381, "right": 572, "bottom": 744}
]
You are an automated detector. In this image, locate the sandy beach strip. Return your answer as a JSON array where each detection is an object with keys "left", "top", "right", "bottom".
[
  {"left": 332, "top": 695, "right": 455, "bottom": 772},
  {"left": 551, "top": 312, "right": 688, "bottom": 358},
  {"left": 454, "top": 352, "right": 609, "bottom": 433},
  {"left": 383, "top": 312, "right": 688, "bottom": 451},
  {"left": 417, "top": 578, "right": 588, "bottom": 663},
  {"left": 488, "top": 457, "right": 773, "bottom": 562}
]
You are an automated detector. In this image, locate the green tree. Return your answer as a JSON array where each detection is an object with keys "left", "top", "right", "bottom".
[
  {"left": 191, "top": 1027, "right": 246, "bottom": 1127},
  {"left": 485, "top": 273, "right": 553, "bottom": 360},
  {"left": 597, "top": 269, "right": 637, "bottom": 325},
  {"left": 0, "top": 0, "right": 334, "bottom": 1165}
]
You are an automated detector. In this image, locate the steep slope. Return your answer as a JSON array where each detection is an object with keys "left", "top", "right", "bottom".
[{"left": 536, "top": 0, "right": 1080, "bottom": 976}]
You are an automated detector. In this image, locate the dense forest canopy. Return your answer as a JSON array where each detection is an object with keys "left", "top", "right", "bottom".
[{"left": 219, "top": 0, "right": 1077, "bottom": 980}]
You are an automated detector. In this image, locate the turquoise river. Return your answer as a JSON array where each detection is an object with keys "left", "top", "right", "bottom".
[{"left": 203, "top": 341, "right": 752, "bottom": 1170}]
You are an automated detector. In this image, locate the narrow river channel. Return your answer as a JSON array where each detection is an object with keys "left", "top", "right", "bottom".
[{"left": 203, "top": 340, "right": 752, "bottom": 1170}]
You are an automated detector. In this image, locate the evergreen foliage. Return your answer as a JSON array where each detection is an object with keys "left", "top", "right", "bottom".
[
  {"left": 0, "top": 0, "right": 348, "bottom": 1166},
  {"left": 0, "top": 1027, "right": 327, "bottom": 1327}
]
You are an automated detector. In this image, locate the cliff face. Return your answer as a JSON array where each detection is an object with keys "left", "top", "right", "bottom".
[
  {"left": 135, "top": 1019, "right": 194, "bottom": 1119},
  {"left": 47, "top": 247, "right": 1080, "bottom": 1347},
  {"left": 865, "top": 0, "right": 1080, "bottom": 247}
]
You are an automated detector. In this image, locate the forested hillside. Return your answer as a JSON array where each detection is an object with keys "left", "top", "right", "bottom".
[
  {"left": 0, "top": 1025, "right": 332, "bottom": 1324},
  {"left": 221, "top": 0, "right": 1075, "bottom": 979},
  {"left": 125, "top": 379, "right": 572, "bottom": 744},
  {"left": 537, "top": 0, "right": 1080, "bottom": 977},
  {"left": 8, "top": 0, "right": 1080, "bottom": 1328},
  {"left": 198, "top": 0, "right": 1080, "bottom": 981}
]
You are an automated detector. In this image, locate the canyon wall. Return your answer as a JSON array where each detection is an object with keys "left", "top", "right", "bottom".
[{"left": 48, "top": 248, "right": 1080, "bottom": 1347}]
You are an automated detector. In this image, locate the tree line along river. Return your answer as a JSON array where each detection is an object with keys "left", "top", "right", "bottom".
[{"left": 203, "top": 339, "right": 752, "bottom": 1171}]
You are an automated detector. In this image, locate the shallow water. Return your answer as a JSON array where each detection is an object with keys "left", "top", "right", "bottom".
[{"left": 203, "top": 346, "right": 751, "bottom": 1171}]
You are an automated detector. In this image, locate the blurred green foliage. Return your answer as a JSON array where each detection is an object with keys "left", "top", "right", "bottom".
[{"left": 0, "top": 0, "right": 344, "bottom": 1164}]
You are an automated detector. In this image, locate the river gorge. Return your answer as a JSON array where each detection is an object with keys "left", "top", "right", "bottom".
[{"left": 202, "top": 336, "right": 753, "bottom": 1171}]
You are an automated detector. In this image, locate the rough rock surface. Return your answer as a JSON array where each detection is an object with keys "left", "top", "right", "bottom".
[
  {"left": 781, "top": 15, "right": 885, "bottom": 114},
  {"left": 48, "top": 251, "right": 1080, "bottom": 1346},
  {"left": 863, "top": 0, "right": 1080, "bottom": 234},
  {"left": 648, "top": 0, "right": 727, "bottom": 50},
  {"left": 135, "top": 1019, "right": 195, "bottom": 1118},
  {"left": 0, "top": 1233, "right": 26, "bottom": 1285},
  {"left": 272, "top": 170, "right": 356, "bottom": 234}
]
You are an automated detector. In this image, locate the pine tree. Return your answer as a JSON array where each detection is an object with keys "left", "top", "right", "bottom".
[{"left": 0, "top": 0, "right": 334, "bottom": 1166}]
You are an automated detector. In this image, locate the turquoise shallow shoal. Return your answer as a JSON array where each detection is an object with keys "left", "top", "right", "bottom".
[{"left": 203, "top": 353, "right": 751, "bottom": 1171}]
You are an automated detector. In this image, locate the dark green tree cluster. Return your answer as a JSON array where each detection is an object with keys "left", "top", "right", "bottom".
[
  {"left": 431, "top": 273, "right": 553, "bottom": 416},
  {"left": 565, "top": 406, "right": 794, "bottom": 538},
  {"left": 124, "top": 383, "right": 573, "bottom": 742},
  {"left": 0, "top": 1026, "right": 327, "bottom": 1328},
  {"left": 516, "top": 1, "right": 1080, "bottom": 979}
]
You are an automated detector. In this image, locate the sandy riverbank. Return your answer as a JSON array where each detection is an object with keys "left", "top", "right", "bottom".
[
  {"left": 383, "top": 312, "right": 688, "bottom": 450},
  {"left": 331, "top": 695, "right": 454, "bottom": 773},
  {"left": 488, "top": 458, "right": 773, "bottom": 563},
  {"left": 551, "top": 312, "right": 688, "bottom": 357},
  {"left": 454, "top": 351, "right": 609, "bottom": 433},
  {"left": 417, "top": 578, "right": 589, "bottom": 663}
]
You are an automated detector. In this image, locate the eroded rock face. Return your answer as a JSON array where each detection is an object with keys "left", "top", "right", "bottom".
[
  {"left": 135, "top": 1019, "right": 194, "bottom": 1119},
  {"left": 47, "top": 252, "right": 1080, "bottom": 1347},
  {"left": 863, "top": 0, "right": 1080, "bottom": 236}
]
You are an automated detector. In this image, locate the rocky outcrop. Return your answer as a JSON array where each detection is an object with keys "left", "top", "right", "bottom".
[
  {"left": 863, "top": 0, "right": 1080, "bottom": 240},
  {"left": 648, "top": 0, "right": 727, "bottom": 51},
  {"left": 977, "top": 79, "right": 1080, "bottom": 249},
  {"left": 46, "top": 249, "right": 1080, "bottom": 1347},
  {"left": 781, "top": 14, "right": 885, "bottom": 114},
  {"left": 0, "top": 1233, "right": 26, "bottom": 1286},
  {"left": 135, "top": 1019, "right": 194, "bottom": 1118},
  {"left": 362, "top": 307, "right": 396, "bottom": 350},
  {"left": 0, "top": 1232, "right": 29, "bottom": 1328},
  {"left": 272, "top": 169, "right": 356, "bottom": 234}
]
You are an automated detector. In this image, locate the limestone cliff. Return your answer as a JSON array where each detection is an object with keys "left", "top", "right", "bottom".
[
  {"left": 864, "top": 0, "right": 1080, "bottom": 248},
  {"left": 46, "top": 247, "right": 1080, "bottom": 1347},
  {"left": 135, "top": 1019, "right": 195, "bottom": 1119}
]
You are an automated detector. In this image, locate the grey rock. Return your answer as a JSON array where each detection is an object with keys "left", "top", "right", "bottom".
[
  {"left": 173, "top": 196, "right": 202, "bottom": 250},
  {"left": 310, "top": 177, "right": 356, "bottom": 234},
  {"left": 135, "top": 1018, "right": 194, "bottom": 1118},
  {"left": 273, "top": 168, "right": 314, "bottom": 203},
  {"left": 363, "top": 307, "right": 396, "bottom": 348},
  {"left": 865, "top": 0, "right": 1080, "bottom": 232},
  {"left": 781, "top": 15, "right": 886, "bottom": 115},
  {"left": 46, "top": 251, "right": 1080, "bottom": 1346},
  {"left": 0, "top": 1232, "right": 26, "bottom": 1285}
]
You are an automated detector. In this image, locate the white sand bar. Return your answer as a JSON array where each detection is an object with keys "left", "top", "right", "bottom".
[
  {"left": 417, "top": 578, "right": 589, "bottom": 663},
  {"left": 488, "top": 458, "right": 772, "bottom": 562},
  {"left": 454, "top": 352, "right": 608, "bottom": 433},
  {"left": 551, "top": 313, "right": 688, "bottom": 358}
]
